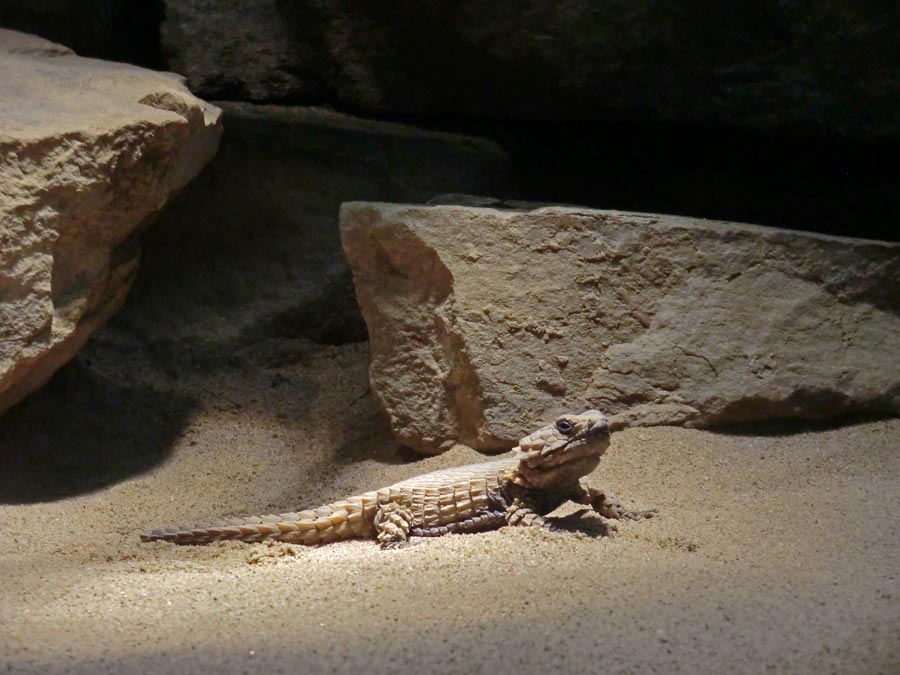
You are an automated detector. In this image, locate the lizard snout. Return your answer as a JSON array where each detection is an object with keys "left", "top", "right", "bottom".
[{"left": 588, "top": 418, "right": 610, "bottom": 439}]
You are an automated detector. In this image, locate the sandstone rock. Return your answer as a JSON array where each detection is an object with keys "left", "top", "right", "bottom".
[
  {"left": 0, "top": 30, "right": 222, "bottom": 414},
  {"left": 341, "top": 203, "right": 900, "bottom": 454},
  {"left": 105, "top": 102, "right": 517, "bottom": 361},
  {"left": 0, "top": 27, "right": 74, "bottom": 56},
  {"left": 161, "top": 0, "right": 899, "bottom": 140}
]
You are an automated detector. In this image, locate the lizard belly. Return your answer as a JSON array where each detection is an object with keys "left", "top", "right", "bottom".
[
  {"left": 408, "top": 476, "right": 507, "bottom": 536},
  {"left": 410, "top": 510, "right": 506, "bottom": 537}
]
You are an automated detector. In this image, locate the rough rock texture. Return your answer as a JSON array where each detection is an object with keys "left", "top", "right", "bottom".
[
  {"left": 0, "top": 29, "right": 222, "bottom": 414},
  {"left": 162, "top": 0, "right": 322, "bottom": 103},
  {"left": 341, "top": 202, "right": 900, "bottom": 454},
  {"left": 161, "top": 0, "right": 899, "bottom": 139},
  {"left": 104, "top": 103, "right": 517, "bottom": 363}
]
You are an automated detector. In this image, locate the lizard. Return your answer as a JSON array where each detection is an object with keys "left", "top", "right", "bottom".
[{"left": 140, "top": 410, "right": 656, "bottom": 549}]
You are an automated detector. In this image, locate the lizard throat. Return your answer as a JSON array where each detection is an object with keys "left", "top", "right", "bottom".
[{"left": 512, "top": 433, "right": 609, "bottom": 489}]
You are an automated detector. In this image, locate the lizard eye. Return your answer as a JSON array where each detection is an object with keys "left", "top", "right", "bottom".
[{"left": 555, "top": 419, "right": 575, "bottom": 435}]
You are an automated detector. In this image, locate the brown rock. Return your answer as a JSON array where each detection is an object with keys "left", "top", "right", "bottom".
[
  {"left": 161, "top": 1, "right": 899, "bottom": 140},
  {"left": 161, "top": 0, "right": 323, "bottom": 102},
  {"left": 0, "top": 30, "right": 222, "bottom": 414},
  {"left": 0, "top": 28, "right": 74, "bottom": 56},
  {"left": 341, "top": 202, "right": 900, "bottom": 454}
]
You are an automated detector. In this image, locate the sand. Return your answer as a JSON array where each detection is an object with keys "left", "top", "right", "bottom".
[{"left": 1, "top": 342, "right": 898, "bottom": 675}]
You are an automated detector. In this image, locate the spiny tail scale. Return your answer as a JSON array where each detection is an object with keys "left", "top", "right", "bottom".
[{"left": 140, "top": 493, "right": 378, "bottom": 545}]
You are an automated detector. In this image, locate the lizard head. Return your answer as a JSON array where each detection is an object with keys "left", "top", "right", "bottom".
[{"left": 513, "top": 410, "right": 611, "bottom": 489}]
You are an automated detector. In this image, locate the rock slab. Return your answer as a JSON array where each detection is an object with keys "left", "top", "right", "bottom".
[
  {"left": 0, "top": 29, "right": 222, "bottom": 413},
  {"left": 341, "top": 202, "right": 900, "bottom": 453}
]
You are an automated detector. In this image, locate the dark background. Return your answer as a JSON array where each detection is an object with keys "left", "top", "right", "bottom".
[{"left": 1, "top": 0, "right": 897, "bottom": 241}]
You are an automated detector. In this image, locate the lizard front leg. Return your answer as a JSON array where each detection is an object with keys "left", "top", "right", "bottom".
[
  {"left": 571, "top": 484, "right": 657, "bottom": 521},
  {"left": 504, "top": 497, "right": 558, "bottom": 531},
  {"left": 374, "top": 502, "right": 415, "bottom": 549}
]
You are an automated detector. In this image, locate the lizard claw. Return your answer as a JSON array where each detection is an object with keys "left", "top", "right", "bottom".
[
  {"left": 590, "top": 493, "right": 658, "bottom": 521},
  {"left": 620, "top": 508, "right": 658, "bottom": 521},
  {"left": 590, "top": 494, "right": 626, "bottom": 519}
]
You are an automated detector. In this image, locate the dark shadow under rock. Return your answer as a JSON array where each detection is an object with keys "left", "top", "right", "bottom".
[
  {"left": 711, "top": 411, "right": 900, "bottom": 438},
  {"left": 0, "top": 356, "right": 196, "bottom": 504},
  {"left": 110, "top": 102, "right": 517, "bottom": 367}
]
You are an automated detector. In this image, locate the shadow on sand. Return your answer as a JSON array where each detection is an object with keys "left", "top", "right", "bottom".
[
  {"left": 711, "top": 412, "right": 897, "bottom": 438},
  {"left": 0, "top": 357, "right": 196, "bottom": 504}
]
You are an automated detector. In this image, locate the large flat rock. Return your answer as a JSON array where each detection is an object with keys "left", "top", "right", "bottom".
[
  {"left": 341, "top": 202, "right": 900, "bottom": 453},
  {"left": 0, "top": 29, "right": 222, "bottom": 413}
]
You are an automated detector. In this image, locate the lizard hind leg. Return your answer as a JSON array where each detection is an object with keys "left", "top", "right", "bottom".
[{"left": 374, "top": 502, "right": 415, "bottom": 549}]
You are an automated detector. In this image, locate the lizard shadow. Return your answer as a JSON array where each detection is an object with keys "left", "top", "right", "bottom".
[
  {"left": 549, "top": 509, "right": 618, "bottom": 538},
  {"left": 408, "top": 510, "right": 616, "bottom": 547},
  {"left": 0, "top": 356, "right": 196, "bottom": 504}
]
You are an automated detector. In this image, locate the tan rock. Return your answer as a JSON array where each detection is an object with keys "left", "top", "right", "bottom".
[
  {"left": 341, "top": 202, "right": 900, "bottom": 454},
  {"left": 0, "top": 30, "right": 222, "bottom": 413}
]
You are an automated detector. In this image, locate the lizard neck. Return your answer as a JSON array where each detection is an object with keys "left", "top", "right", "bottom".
[{"left": 511, "top": 452, "right": 601, "bottom": 492}]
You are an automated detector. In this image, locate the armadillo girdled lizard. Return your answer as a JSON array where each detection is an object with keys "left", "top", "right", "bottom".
[{"left": 141, "top": 410, "right": 656, "bottom": 549}]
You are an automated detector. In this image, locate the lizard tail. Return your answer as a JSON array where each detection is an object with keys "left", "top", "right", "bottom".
[{"left": 140, "top": 495, "right": 375, "bottom": 546}]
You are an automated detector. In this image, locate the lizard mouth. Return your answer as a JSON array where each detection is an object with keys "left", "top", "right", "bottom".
[{"left": 587, "top": 420, "right": 610, "bottom": 440}]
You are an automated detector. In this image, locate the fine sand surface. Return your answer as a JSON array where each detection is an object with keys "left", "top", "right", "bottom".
[{"left": 1, "top": 343, "right": 898, "bottom": 675}]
